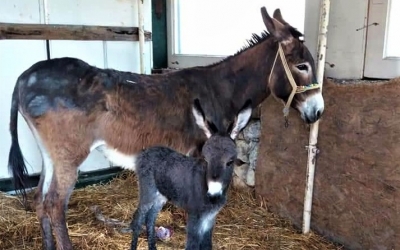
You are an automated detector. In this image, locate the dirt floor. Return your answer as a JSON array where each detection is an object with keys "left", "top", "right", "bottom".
[{"left": 0, "top": 171, "right": 341, "bottom": 250}]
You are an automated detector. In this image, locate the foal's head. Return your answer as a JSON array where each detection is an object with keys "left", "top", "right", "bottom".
[
  {"left": 192, "top": 99, "right": 252, "bottom": 197},
  {"left": 261, "top": 7, "right": 324, "bottom": 124}
]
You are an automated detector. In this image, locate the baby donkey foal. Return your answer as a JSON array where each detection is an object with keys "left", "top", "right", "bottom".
[{"left": 130, "top": 99, "right": 252, "bottom": 250}]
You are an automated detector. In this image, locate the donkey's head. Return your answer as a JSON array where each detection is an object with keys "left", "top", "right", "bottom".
[
  {"left": 261, "top": 7, "right": 324, "bottom": 124},
  {"left": 192, "top": 99, "right": 252, "bottom": 197}
]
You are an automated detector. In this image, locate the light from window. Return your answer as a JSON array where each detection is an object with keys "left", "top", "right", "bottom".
[
  {"left": 385, "top": 0, "right": 400, "bottom": 58},
  {"left": 174, "top": 0, "right": 305, "bottom": 56}
]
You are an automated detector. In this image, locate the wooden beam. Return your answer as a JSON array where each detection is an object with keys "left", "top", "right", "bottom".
[
  {"left": 0, "top": 167, "right": 124, "bottom": 193},
  {"left": 0, "top": 23, "right": 152, "bottom": 41}
]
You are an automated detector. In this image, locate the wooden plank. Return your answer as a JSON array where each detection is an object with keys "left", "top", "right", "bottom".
[
  {"left": 0, "top": 167, "right": 124, "bottom": 193},
  {"left": 0, "top": 23, "right": 152, "bottom": 41}
]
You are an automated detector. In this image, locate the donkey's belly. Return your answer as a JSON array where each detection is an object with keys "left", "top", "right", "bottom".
[{"left": 90, "top": 140, "right": 137, "bottom": 171}]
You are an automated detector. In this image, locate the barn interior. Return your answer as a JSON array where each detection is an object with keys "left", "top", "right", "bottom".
[{"left": 1, "top": 1, "right": 399, "bottom": 249}]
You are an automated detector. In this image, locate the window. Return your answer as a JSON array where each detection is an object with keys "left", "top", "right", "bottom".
[{"left": 167, "top": 0, "right": 305, "bottom": 68}]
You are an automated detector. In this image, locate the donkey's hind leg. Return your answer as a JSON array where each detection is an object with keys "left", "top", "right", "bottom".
[
  {"left": 27, "top": 121, "right": 56, "bottom": 250},
  {"left": 34, "top": 164, "right": 56, "bottom": 250},
  {"left": 35, "top": 110, "right": 93, "bottom": 250},
  {"left": 44, "top": 156, "right": 86, "bottom": 250}
]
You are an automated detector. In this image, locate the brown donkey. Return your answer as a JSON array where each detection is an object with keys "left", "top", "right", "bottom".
[{"left": 8, "top": 7, "right": 324, "bottom": 250}]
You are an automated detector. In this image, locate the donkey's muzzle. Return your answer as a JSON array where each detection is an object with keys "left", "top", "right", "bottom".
[{"left": 304, "top": 107, "right": 324, "bottom": 124}]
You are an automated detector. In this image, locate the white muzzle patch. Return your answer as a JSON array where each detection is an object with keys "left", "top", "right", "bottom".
[{"left": 207, "top": 181, "right": 223, "bottom": 196}]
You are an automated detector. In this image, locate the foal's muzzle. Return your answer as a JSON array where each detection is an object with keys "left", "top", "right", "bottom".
[{"left": 207, "top": 181, "right": 223, "bottom": 197}]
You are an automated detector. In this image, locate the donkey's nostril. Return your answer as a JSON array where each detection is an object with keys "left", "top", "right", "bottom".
[{"left": 315, "top": 109, "right": 322, "bottom": 119}]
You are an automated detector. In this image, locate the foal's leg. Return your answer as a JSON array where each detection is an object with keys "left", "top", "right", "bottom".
[
  {"left": 199, "top": 225, "right": 215, "bottom": 250},
  {"left": 130, "top": 205, "right": 151, "bottom": 250},
  {"left": 145, "top": 194, "right": 167, "bottom": 250},
  {"left": 145, "top": 206, "right": 160, "bottom": 250},
  {"left": 186, "top": 213, "right": 217, "bottom": 250},
  {"left": 131, "top": 183, "right": 160, "bottom": 250},
  {"left": 185, "top": 214, "right": 203, "bottom": 250}
]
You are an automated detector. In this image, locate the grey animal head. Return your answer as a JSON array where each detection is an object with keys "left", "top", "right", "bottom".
[{"left": 192, "top": 99, "right": 252, "bottom": 197}]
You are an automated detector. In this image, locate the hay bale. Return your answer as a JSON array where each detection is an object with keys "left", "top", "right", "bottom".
[
  {"left": 0, "top": 172, "right": 339, "bottom": 249},
  {"left": 255, "top": 78, "right": 400, "bottom": 250}
]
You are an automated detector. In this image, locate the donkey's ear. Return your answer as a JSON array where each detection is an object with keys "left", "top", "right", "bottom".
[
  {"left": 261, "top": 7, "right": 292, "bottom": 43},
  {"left": 229, "top": 100, "right": 252, "bottom": 140},
  {"left": 192, "top": 99, "right": 212, "bottom": 138},
  {"left": 273, "top": 9, "right": 288, "bottom": 25}
]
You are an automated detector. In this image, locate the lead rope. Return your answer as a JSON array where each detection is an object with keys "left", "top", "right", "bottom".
[{"left": 268, "top": 43, "right": 320, "bottom": 128}]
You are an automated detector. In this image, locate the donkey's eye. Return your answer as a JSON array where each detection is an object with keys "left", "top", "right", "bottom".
[{"left": 296, "top": 64, "right": 308, "bottom": 71}]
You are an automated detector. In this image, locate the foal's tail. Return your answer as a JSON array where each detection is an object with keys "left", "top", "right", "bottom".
[{"left": 8, "top": 83, "right": 29, "bottom": 207}]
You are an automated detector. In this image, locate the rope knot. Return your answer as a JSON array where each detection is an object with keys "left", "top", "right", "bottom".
[{"left": 283, "top": 107, "right": 290, "bottom": 117}]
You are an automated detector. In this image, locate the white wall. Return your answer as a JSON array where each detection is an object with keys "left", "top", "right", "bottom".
[
  {"left": 167, "top": 0, "right": 307, "bottom": 68},
  {"left": 175, "top": 0, "right": 305, "bottom": 56},
  {"left": 304, "top": 0, "right": 369, "bottom": 79},
  {"left": 166, "top": 0, "right": 369, "bottom": 79},
  {"left": 0, "top": 0, "right": 152, "bottom": 179}
]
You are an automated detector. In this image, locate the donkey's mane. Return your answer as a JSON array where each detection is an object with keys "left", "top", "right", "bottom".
[
  {"left": 237, "top": 30, "right": 272, "bottom": 55},
  {"left": 206, "top": 26, "right": 304, "bottom": 67},
  {"left": 236, "top": 27, "right": 304, "bottom": 55}
]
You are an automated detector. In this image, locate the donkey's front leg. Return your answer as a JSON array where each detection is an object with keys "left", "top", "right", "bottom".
[{"left": 185, "top": 214, "right": 204, "bottom": 250}]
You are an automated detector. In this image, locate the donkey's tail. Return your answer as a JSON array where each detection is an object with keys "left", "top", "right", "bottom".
[{"left": 8, "top": 83, "right": 29, "bottom": 207}]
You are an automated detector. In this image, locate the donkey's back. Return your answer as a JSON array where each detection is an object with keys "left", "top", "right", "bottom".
[
  {"left": 13, "top": 57, "right": 167, "bottom": 172},
  {"left": 13, "top": 57, "right": 201, "bottom": 168},
  {"left": 17, "top": 57, "right": 144, "bottom": 117}
]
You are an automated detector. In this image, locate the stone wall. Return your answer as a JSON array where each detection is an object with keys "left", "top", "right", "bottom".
[{"left": 233, "top": 119, "right": 261, "bottom": 188}]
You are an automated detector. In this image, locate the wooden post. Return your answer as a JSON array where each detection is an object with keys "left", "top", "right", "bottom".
[
  {"left": 138, "top": 0, "right": 146, "bottom": 74},
  {"left": 302, "top": 0, "right": 331, "bottom": 234}
]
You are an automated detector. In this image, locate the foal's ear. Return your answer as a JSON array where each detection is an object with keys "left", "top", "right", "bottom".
[
  {"left": 261, "top": 7, "right": 292, "bottom": 43},
  {"left": 229, "top": 100, "right": 252, "bottom": 140},
  {"left": 192, "top": 99, "right": 213, "bottom": 138}
]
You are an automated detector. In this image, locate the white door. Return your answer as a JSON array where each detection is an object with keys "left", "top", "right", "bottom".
[
  {"left": 364, "top": 0, "right": 400, "bottom": 79},
  {"left": 167, "top": 0, "right": 306, "bottom": 69},
  {"left": 0, "top": 0, "right": 48, "bottom": 179}
]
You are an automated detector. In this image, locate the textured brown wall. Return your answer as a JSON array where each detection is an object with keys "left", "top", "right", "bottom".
[{"left": 255, "top": 79, "right": 400, "bottom": 250}]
